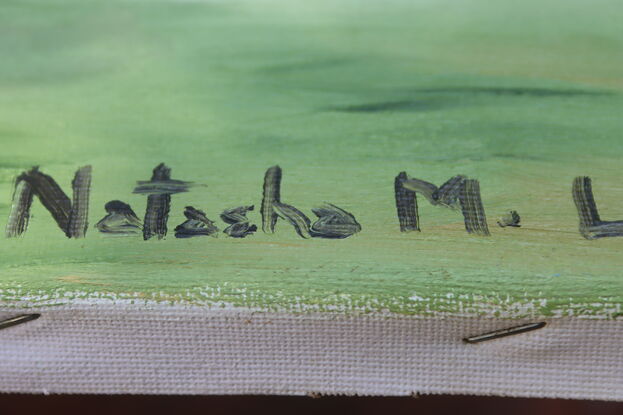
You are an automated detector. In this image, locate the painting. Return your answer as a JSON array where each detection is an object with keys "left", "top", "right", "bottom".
[{"left": 1, "top": 0, "right": 622, "bottom": 320}]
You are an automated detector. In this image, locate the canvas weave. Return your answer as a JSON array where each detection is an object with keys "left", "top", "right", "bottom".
[{"left": 0, "top": 304, "right": 621, "bottom": 400}]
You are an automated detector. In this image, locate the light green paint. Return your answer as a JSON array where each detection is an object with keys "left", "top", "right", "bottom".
[{"left": 0, "top": 0, "right": 622, "bottom": 317}]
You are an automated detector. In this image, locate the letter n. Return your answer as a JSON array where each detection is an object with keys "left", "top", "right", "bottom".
[{"left": 5, "top": 166, "right": 92, "bottom": 238}]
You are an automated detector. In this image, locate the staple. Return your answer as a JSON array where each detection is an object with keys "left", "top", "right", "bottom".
[
  {"left": 463, "top": 322, "right": 546, "bottom": 343},
  {"left": 0, "top": 313, "right": 40, "bottom": 331}
]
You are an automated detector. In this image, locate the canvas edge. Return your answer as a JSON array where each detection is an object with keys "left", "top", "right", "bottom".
[{"left": 0, "top": 304, "right": 621, "bottom": 400}]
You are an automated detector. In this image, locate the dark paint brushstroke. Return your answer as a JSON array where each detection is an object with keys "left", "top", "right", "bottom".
[
  {"left": 402, "top": 175, "right": 465, "bottom": 209},
  {"left": 261, "top": 165, "right": 281, "bottom": 233},
  {"left": 459, "top": 179, "right": 490, "bottom": 236},
  {"left": 329, "top": 86, "right": 612, "bottom": 114},
  {"left": 435, "top": 175, "right": 467, "bottom": 209},
  {"left": 310, "top": 203, "right": 361, "bottom": 239},
  {"left": 67, "top": 165, "right": 92, "bottom": 238},
  {"left": 5, "top": 179, "right": 33, "bottom": 237},
  {"left": 136, "top": 163, "right": 190, "bottom": 240},
  {"left": 330, "top": 100, "right": 446, "bottom": 113},
  {"left": 15, "top": 167, "right": 72, "bottom": 232},
  {"left": 394, "top": 172, "right": 419, "bottom": 232},
  {"left": 224, "top": 222, "right": 257, "bottom": 238},
  {"left": 398, "top": 173, "right": 489, "bottom": 235},
  {"left": 572, "top": 176, "right": 601, "bottom": 230},
  {"left": 497, "top": 210, "right": 521, "bottom": 228},
  {"left": 572, "top": 176, "right": 623, "bottom": 239},
  {"left": 261, "top": 166, "right": 359, "bottom": 239},
  {"left": 401, "top": 176, "right": 438, "bottom": 205},
  {"left": 144, "top": 193, "right": 170, "bottom": 240},
  {"left": 5, "top": 166, "right": 92, "bottom": 238},
  {"left": 96, "top": 200, "right": 142, "bottom": 235},
  {"left": 413, "top": 86, "right": 613, "bottom": 97},
  {"left": 133, "top": 180, "right": 192, "bottom": 194},
  {"left": 221, "top": 205, "right": 254, "bottom": 224},
  {"left": 273, "top": 201, "right": 311, "bottom": 238},
  {"left": 221, "top": 205, "right": 256, "bottom": 238},
  {"left": 174, "top": 206, "right": 219, "bottom": 238}
]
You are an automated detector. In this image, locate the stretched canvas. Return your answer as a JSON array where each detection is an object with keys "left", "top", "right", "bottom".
[{"left": 0, "top": 0, "right": 622, "bottom": 400}]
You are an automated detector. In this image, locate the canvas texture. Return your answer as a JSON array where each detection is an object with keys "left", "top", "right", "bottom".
[
  {"left": 1, "top": 304, "right": 621, "bottom": 400},
  {"left": 1, "top": 0, "right": 622, "bottom": 402}
]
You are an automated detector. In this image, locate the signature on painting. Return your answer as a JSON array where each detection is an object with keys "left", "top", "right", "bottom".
[{"left": 4, "top": 164, "right": 622, "bottom": 241}]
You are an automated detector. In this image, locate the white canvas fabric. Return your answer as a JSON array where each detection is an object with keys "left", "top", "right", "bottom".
[{"left": 0, "top": 304, "right": 621, "bottom": 400}]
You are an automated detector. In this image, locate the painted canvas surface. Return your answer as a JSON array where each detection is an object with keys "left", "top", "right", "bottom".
[{"left": 1, "top": 0, "right": 622, "bottom": 319}]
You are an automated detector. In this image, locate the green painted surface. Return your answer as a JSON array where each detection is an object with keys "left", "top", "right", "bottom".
[{"left": 1, "top": 0, "right": 622, "bottom": 317}]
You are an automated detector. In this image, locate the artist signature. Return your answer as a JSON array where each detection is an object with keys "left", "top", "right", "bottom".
[{"left": 5, "top": 164, "right": 620, "bottom": 240}]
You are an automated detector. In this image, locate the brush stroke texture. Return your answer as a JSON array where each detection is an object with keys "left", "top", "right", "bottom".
[
  {"left": 174, "top": 206, "right": 219, "bottom": 238},
  {"left": 435, "top": 175, "right": 467, "bottom": 209},
  {"left": 221, "top": 205, "right": 257, "bottom": 238},
  {"left": 133, "top": 180, "right": 192, "bottom": 195},
  {"left": 402, "top": 175, "right": 466, "bottom": 209},
  {"left": 5, "top": 180, "right": 33, "bottom": 237},
  {"left": 223, "top": 222, "right": 258, "bottom": 238},
  {"left": 273, "top": 201, "right": 311, "bottom": 238},
  {"left": 261, "top": 165, "right": 281, "bottom": 233},
  {"left": 413, "top": 86, "right": 612, "bottom": 97},
  {"left": 572, "top": 176, "right": 623, "bottom": 239},
  {"left": 15, "top": 167, "right": 72, "bottom": 232},
  {"left": 96, "top": 200, "right": 142, "bottom": 235},
  {"left": 394, "top": 172, "right": 419, "bottom": 232},
  {"left": 309, "top": 203, "right": 361, "bottom": 239},
  {"left": 260, "top": 166, "right": 360, "bottom": 239},
  {"left": 5, "top": 166, "right": 92, "bottom": 238},
  {"left": 497, "top": 210, "right": 521, "bottom": 228},
  {"left": 67, "top": 165, "right": 92, "bottom": 238},
  {"left": 135, "top": 163, "right": 190, "bottom": 240},
  {"left": 330, "top": 100, "right": 446, "bottom": 113},
  {"left": 459, "top": 179, "right": 490, "bottom": 236},
  {"left": 401, "top": 176, "right": 438, "bottom": 204},
  {"left": 397, "top": 173, "right": 489, "bottom": 235},
  {"left": 221, "top": 205, "right": 254, "bottom": 224},
  {"left": 330, "top": 87, "right": 612, "bottom": 113}
]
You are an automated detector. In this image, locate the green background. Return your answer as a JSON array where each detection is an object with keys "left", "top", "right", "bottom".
[{"left": 1, "top": 0, "right": 622, "bottom": 317}]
